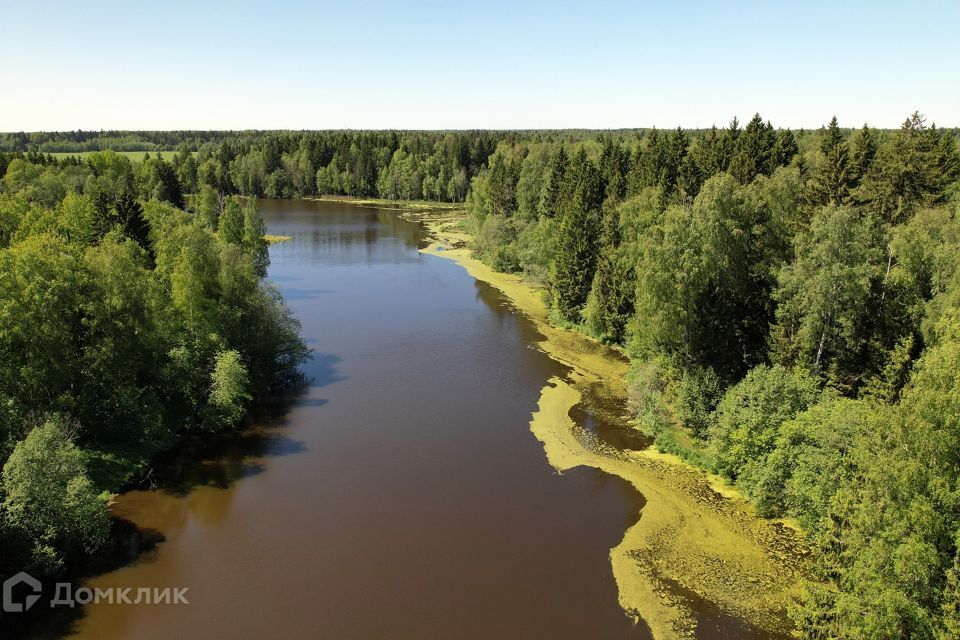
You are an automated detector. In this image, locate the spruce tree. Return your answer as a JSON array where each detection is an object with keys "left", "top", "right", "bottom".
[
  {"left": 813, "top": 116, "right": 851, "bottom": 206},
  {"left": 690, "top": 126, "right": 721, "bottom": 178},
  {"left": 729, "top": 113, "right": 775, "bottom": 184},
  {"left": 599, "top": 139, "right": 629, "bottom": 203},
  {"left": 539, "top": 146, "right": 568, "bottom": 218},
  {"left": 585, "top": 201, "right": 634, "bottom": 342},
  {"left": 848, "top": 124, "right": 877, "bottom": 189},
  {"left": 550, "top": 149, "right": 602, "bottom": 322},
  {"left": 772, "top": 129, "right": 799, "bottom": 168},
  {"left": 716, "top": 116, "right": 740, "bottom": 171}
]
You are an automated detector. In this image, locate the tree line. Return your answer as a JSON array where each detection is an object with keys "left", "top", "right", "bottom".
[
  {"left": 0, "top": 150, "right": 308, "bottom": 585},
  {"left": 3, "top": 118, "right": 960, "bottom": 636},
  {"left": 464, "top": 113, "right": 960, "bottom": 639},
  {"left": 3, "top": 130, "right": 516, "bottom": 202}
]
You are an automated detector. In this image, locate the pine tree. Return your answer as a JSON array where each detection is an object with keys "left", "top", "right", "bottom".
[
  {"left": 676, "top": 153, "right": 702, "bottom": 202},
  {"left": 820, "top": 116, "right": 844, "bottom": 154},
  {"left": 155, "top": 157, "right": 185, "bottom": 209}
]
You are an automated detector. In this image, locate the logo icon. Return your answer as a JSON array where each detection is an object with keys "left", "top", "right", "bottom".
[{"left": 3, "top": 572, "right": 42, "bottom": 613}]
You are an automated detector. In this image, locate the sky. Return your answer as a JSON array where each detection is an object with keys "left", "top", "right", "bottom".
[{"left": 1, "top": 0, "right": 958, "bottom": 131}]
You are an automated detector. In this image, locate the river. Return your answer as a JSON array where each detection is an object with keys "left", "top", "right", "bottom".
[{"left": 62, "top": 198, "right": 788, "bottom": 639}]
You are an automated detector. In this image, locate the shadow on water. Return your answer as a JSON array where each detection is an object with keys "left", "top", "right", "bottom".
[
  {"left": 4, "top": 354, "right": 343, "bottom": 640},
  {"left": 462, "top": 255, "right": 791, "bottom": 640},
  {"left": 470, "top": 275, "right": 651, "bottom": 454}
]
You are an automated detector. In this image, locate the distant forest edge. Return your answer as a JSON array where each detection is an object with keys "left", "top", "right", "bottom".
[
  {"left": 3, "top": 113, "right": 960, "bottom": 638},
  {"left": 458, "top": 112, "right": 960, "bottom": 640},
  {"left": 2, "top": 121, "right": 958, "bottom": 204},
  {"left": 0, "top": 134, "right": 311, "bottom": 610}
]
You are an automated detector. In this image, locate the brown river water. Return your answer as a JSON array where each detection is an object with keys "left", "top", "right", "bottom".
[{"left": 37, "top": 199, "right": 784, "bottom": 639}]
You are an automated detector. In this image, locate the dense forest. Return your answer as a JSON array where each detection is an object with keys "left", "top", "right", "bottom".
[
  {"left": 3, "top": 117, "right": 960, "bottom": 638},
  {"left": 463, "top": 113, "right": 960, "bottom": 639},
  {"left": 0, "top": 150, "right": 309, "bottom": 585},
  {"left": 0, "top": 130, "right": 516, "bottom": 202}
]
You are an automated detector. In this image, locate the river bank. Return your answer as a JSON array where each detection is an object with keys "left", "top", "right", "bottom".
[{"left": 407, "top": 208, "right": 809, "bottom": 640}]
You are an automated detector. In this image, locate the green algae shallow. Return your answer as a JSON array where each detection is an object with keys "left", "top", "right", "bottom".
[
  {"left": 306, "top": 195, "right": 463, "bottom": 211},
  {"left": 413, "top": 209, "right": 808, "bottom": 640}
]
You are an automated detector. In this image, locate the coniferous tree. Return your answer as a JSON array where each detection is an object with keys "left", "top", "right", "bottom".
[
  {"left": 729, "top": 113, "right": 775, "bottom": 185},
  {"left": 538, "top": 146, "right": 568, "bottom": 218},
  {"left": 585, "top": 200, "right": 634, "bottom": 342},
  {"left": 550, "top": 149, "right": 603, "bottom": 322},
  {"left": 855, "top": 112, "right": 960, "bottom": 222},
  {"left": 599, "top": 139, "right": 629, "bottom": 203},
  {"left": 812, "top": 116, "right": 851, "bottom": 206},
  {"left": 115, "top": 188, "right": 152, "bottom": 254},
  {"left": 690, "top": 126, "right": 721, "bottom": 178},
  {"left": 716, "top": 117, "right": 741, "bottom": 171},
  {"left": 155, "top": 157, "right": 185, "bottom": 209},
  {"left": 676, "top": 152, "right": 703, "bottom": 202},
  {"left": 848, "top": 124, "right": 877, "bottom": 189},
  {"left": 771, "top": 129, "right": 799, "bottom": 168}
]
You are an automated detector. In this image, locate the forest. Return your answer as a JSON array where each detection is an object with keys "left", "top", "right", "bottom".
[
  {"left": 1, "top": 130, "right": 514, "bottom": 202},
  {"left": 462, "top": 113, "right": 960, "bottom": 639},
  {"left": 3, "top": 116, "right": 960, "bottom": 638},
  {"left": 0, "top": 149, "right": 309, "bottom": 584}
]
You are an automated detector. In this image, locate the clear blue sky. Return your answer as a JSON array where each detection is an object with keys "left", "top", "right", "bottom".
[{"left": 1, "top": 0, "right": 957, "bottom": 131}]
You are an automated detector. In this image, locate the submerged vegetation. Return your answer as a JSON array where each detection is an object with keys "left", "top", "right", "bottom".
[
  {"left": 458, "top": 113, "right": 960, "bottom": 638},
  {"left": 3, "top": 117, "right": 960, "bottom": 637},
  {"left": 0, "top": 150, "right": 309, "bottom": 582}
]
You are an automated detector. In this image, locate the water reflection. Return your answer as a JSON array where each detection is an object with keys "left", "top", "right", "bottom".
[{"left": 48, "top": 200, "right": 772, "bottom": 640}]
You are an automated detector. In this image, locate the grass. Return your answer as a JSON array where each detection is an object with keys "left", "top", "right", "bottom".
[
  {"left": 651, "top": 423, "right": 717, "bottom": 471},
  {"left": 46, "top": 150, "right": 192, "bottom": 161},
  {"left": 263, "top": 234, "right": 292, "bottom": 244}
]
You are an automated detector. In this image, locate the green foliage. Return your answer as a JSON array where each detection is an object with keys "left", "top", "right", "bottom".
[
  {"left": 792, "top": 310, "right": 960, "bottom": 638},
  {"left": 708, "top": 364, "right": 821, "bottom": 481},
  {"left": 855, "top": 112, "right": 960, "bottom": 223},
  {"left": 752, "top": 396, "right": 871, "bottom": 523},
  {"left": 242, "top": 199, "right": 270, "bottom": 277},
  {"left": 728, "top": 113, "right": 777, "bottom": 185},
  {"left": 201, "top": 350, "right": 251, "bottom": 431},
  {"left": 473, "top": 214, "right": 522, "bottom": 272},
  {"left": 673, "top": 366, "right": 725, "bottom": 440},
  {"left": 217, "top": 198, "right": 245, "bottom": 245},
  {"left": 550, "top": 149, "right": 603, "bottom": 321},
  {"left": 3, "top": 119, "right": 960, "bottom": 631},
  {"left": 583, "top": 202, "right": 634, "bottom": 342},
  {"left": 811, "top": 116, "right": 852, "bottom": 206},
  {"left": 770, "top": 205, "right": 891, "bottom": 388},
  {"left": 0, "top": 160, "right": 308, "bottom": 579},
  {"left": 631, "top": 174, "right": 775, "bottom": 377},
  {"left": 626, "top": 357, "right": 671, "bottom": 436},
  {"left": 2, "top": 416, "right": 109, "bottom": 574}
]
